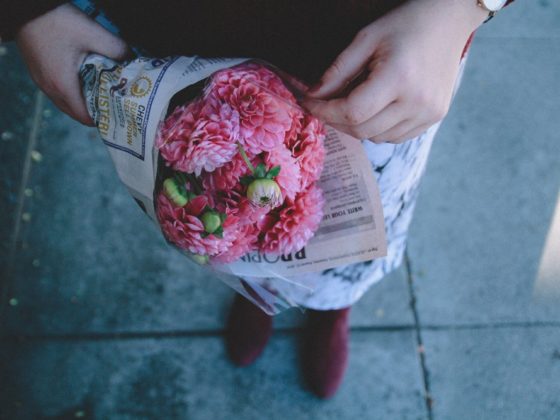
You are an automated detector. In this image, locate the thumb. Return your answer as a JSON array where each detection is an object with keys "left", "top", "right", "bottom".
[
  {"left": 306, "top": 29, "right": 379, "bottom": 100},
  {"left": 91, "top": 32, "right": 132, "bottom": 62},
  {"left": 82, "top": 17, "right": 132, "bottom": 62}
]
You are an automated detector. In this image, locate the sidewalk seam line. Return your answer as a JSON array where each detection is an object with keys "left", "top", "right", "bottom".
[
  {"left": 2, "top": 320, "right": 559, "bottom": 343},
  {"left": 0, "top": 325, "right": 416, "bottom": 342},
  {"left": 405, "top": 252, "right": 433, "bottom": 420},
  {"left": 1, "top": 91, "right": 44, "bottom": 322}
]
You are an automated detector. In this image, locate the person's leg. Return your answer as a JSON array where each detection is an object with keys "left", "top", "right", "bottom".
[
  {"left": 224, "top": 293, "right": 273, "bottom": 366},
  {"left": 302, "top": 306, "right": 351, "bottom": 399}
]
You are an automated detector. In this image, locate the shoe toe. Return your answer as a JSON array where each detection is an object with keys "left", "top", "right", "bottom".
[{"left": 302, "top": 308, "right": 350, "bottom": 399}]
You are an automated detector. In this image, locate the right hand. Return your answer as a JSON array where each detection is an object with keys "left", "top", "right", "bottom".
[
  {"left": 302, "top": 0, "right": 486, "bottom": 144},
  {"left": 15, "top": 4, "right": 130, "bottom": 126}
]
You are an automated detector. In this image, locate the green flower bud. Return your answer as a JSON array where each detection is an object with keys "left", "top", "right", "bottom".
[
  {"left": 201, "top": 211, "right": 222, "bottom": 234},
  {"left": 247, "top": 178, "right": 283, "bottom": 207},
  {"left": 163, "top": 178, "right": 188, "bottom": 207},
  {"left": 190, "top": 253, "right": 209, "bottom": 265}
]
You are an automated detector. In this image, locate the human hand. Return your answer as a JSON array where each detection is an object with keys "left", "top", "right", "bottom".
[
  {"left": 303, "top": 0, "right": 488, "bottom": 143},
  {"left": 15, "top": 4, "right": 130, "bottom": 126}
]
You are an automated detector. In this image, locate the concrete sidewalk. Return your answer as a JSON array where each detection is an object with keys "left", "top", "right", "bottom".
[{"left": 1, "top": 2, "right": 559, "bottom": 419}]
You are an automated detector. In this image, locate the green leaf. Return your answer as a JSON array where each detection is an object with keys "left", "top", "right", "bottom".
[
  {"left": 213, "top": 226, "right": 224, "bottom": 238},
  {"left": 255, "top": 163, "right": 266, "bottom": 179},
  {"left": 174, "top": 172, "right": 187, "bottom": 185},
  {"left": 219, "top": 213, "right": 227, "bottom": 223},
  {"left": 266, "top": 165, "right": 281, "bottom": 178}
]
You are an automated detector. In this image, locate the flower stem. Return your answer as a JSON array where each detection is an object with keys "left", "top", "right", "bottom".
[
  {"left": 175, "top": 172, "right": 188, "bottom": 186},
  {"left": 237, "top": 143, "right": 255, "bottom": 173}
]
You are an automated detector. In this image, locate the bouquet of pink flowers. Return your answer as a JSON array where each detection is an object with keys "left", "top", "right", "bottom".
[
  {"left": 81, "top": 53, "right": 386, "bottom": 313},
  {"left": 154, "top": 62, "right": 326, "bottom": 265}
]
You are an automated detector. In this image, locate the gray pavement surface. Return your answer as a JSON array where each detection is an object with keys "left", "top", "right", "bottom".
[{"left": 1, "top": 2, "right": 560, "bottom": 419}]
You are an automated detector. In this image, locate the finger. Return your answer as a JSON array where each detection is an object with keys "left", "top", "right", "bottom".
[
  {"left": 303, "top": 64, "right": 398, "bottom": 126},
  {"left": 67, "top": 91, "right": 95, "bottom": 126},
  {"left": 79, "top": 10, "right": 132, "bottom": 61},
  {"left": 389, "top": 122, "right": 435, "bottom": 144},
  {"left": 306, "top": 28, "right": 379, "bottom": 99},
  {"left": 56, "top": 73, "right": 94, "bottom": 126},
  {"left": 370, "top": 119, "right": 430, "bottom": 144},
  {"left": 329, "top": 101, "right": 405, "bottom": 140},
  {"left": 89, "top": 32, "right": 131, "bottom": 62},
  {"left": 51, "top": 93, "right": 94, "bottom": 126}
]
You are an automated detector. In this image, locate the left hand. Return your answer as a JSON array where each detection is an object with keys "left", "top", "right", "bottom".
[
  {"left": 16, "top": 4, "right": 130, "bottom": 126},
  {"left": 302, "top": 0, "right": 488, "bottom": 144}
]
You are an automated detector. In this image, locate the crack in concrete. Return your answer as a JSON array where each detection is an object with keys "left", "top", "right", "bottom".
[
  {"left": 0, "top": 91, "right": 44, "bottom": 327},
  {"left": 405, "top": 252, "right": 433, "bottom": 420}
]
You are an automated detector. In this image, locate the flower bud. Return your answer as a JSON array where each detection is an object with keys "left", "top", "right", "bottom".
[
  {"left": 247, "top": 179, "right": 283, "bottom": 208},
  {"left": 163, "top": 178, "right": 188, "bottom": 207},
  {"left": 190, "top": 253, "right": 209, "bottom": 265},
  {"left": 201, "top": 211, "right": 222, "bottom": 234}
]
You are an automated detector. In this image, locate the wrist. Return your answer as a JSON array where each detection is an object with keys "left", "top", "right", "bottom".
[
  {"left": 421, "top": 0, "right": 489, "bottom": 31},
  {"left": 465, "top": 0, "right": 494, "bottom": 29},
  {"left": 445, "top": 0, "right": 490, "bottom": 33},
  {"left": 408, "top": 0, "right": 490, "bottom": 38}
]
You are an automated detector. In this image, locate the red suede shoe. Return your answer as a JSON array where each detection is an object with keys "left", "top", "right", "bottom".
[
  {"left": 301, "top": 307, "right": 351, "bottom": 399},
  {"left": 225, "top": 293, "right": 274, "bottom": 366}
]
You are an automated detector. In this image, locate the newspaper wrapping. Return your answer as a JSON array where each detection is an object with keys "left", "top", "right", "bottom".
[{"left": 80, "top": 54, "right": 387, "bottom": 313}]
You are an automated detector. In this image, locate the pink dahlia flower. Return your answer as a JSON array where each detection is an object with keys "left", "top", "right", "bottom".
[
  {"left": 288, "top": 114, "right": 326, "bottom": 189},
  {"left": 208, "top": 63, "right": 297, "bottom": 104},
  {"left": 213, "top": 190, "right": 270, "bottom": 226},
  {"left": 181, "top": 101, "right": 240, "bottom": 176},
  {"left": 157, "top": 100, "right": 203, "bottom": 141},
  {"left": 156, "top": 100, "right": 201, "bottom": 170},
  {"left": 246, "top": 63, "right": 298, "bottom": 103},
  {"left": 206, "top": 66, "right": 293, "bottom": 155},
  {"left": 156, "top": 193, "right": 232, "bottom": 256},
  {"left": 260, "top": 185, "right": 325, "bottom": 255},
  {"left": 200, "top": 152, "right": 257, "bottom": 193},
  {"left": 264, "top": 145, "right": 302, "bottom": 201},
  {"left": 285, "top": 105, "right": 305, "bottom": 144},
  {"left": 212, "top": 223, "right": 259, "bottom": 264},
  {"left": 157, "top": 99, "right": 239, "bottom": 176},
  {"left": 209, "top": 190, "right": 264, "bottom": 263}
]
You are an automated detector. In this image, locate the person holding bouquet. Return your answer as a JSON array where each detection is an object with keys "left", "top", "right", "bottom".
[{"left": 1, "top": 0, "right": 513, "bottom": 399}]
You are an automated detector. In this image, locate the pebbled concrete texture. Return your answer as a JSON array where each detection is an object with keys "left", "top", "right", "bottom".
[
  {"left": 0, "top": 44, "right": 37, "bottom": 274},
  {"left": 476, "top": 0, "right": 560, "bottom": 39},
  {"left": 422, "top": 327, "right": 560, "bottom": 420},
  {"left": 0, "top": 331, "right": 425, "bottom": 420},
  {"left": 407, "top": 37, "right": 560, "bottom": 325},
  {"left": 1, "top": 103, "right": 235, "bottom": 334}
]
